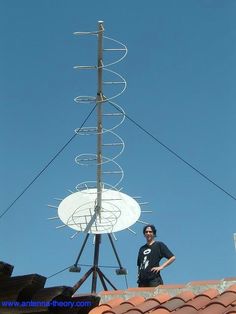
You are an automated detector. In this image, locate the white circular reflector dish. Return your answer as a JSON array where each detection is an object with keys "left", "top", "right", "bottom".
[{"left": 58, "top": 189, "right": 141, "bottom": 234}]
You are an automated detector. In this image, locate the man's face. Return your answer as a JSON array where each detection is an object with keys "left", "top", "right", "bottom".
[{"left": 144, "top": 226, "right": 155, "bottom": 242}]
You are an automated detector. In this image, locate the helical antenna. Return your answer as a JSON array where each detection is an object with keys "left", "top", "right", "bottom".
[{"left": 47, "top": 22, "right": 152, "bottom": 293}]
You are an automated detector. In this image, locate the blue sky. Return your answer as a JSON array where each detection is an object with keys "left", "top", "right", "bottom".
[{"left": 1, "top": 0, "right": 236, "bottom": 293}]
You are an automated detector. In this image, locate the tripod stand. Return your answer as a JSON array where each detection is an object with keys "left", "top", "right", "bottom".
[{"left": 71, "top": 233, "right": 127, "bottom": 293}]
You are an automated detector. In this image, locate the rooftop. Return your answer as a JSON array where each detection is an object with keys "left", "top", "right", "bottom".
[{"left": 91, "top": 278, "right": 236, "bottom": 314}]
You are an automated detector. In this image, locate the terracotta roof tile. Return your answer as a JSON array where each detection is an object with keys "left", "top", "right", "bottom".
[
  {"left": 102, "top": 296, "right": 145, "bottom": 314},
  {"left": 90, "top": 304, "right": 112, "bottom": 314},
  {"left": 106, "top": 298, "right": 124, "bottom": 307},
  {"left": 213, "top": 291, "right": 236, "bottom": 307},
  {"left": 183, "top": 295, "right": 212, "bottom": 310},
  {"left": 157, "top": 298, "right": 186, "bottom": 311},
  {"left": 124, "top": 296, "right": 145, "bottom": 305},
  {"left": 123, "top": 294, "right": 170, "bottom": 314},
  {"left": 124, "top": 310, "right": 144, "bottom": 314},
  {"left": 103, "top": 303, "right": 133, "bottom": 314},
  {"left": 151, "top": 308, "right": 171, "bottom": 314},
  {"left": 224, "top": 305, "right": 236, "bottom": 312},
  {"left": 151, "top": 293, "right": 171, "bottom": 303},
  {"left": 197, "top": 302, "right": 227, "bottom": 313},
  {"left": 177, "top": 290, "right": 195, "bottom": 301},
  {"left": 129, "top": 298, "right": 160, "bottom": 313},
  {"left": 152, "top": 291, "right": 194, "bottom": 312},
  {"left": 150, "top": 309, "right": 171, "bottom": 314},
  {"left": 174, "top": 290, "right": 219, "bottom": 313},
  {"left": 198, "top": 288, "right": 219, "bottom": 299},
  {"left": 174, "top": 305, "right": 199, "bottom": 314},
  {"left": 224, "top": 307, "right": 236, "bottom": 314},
  {"left": 90, "top": 297, "right": 124, "bottom": 314},
  {"left": 227, "top": 285, "right": 236, "bottom": 293}
]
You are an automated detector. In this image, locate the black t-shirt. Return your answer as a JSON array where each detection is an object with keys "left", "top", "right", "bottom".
[{"left": 137, "top": 241, "right": 174, "bottom": 282}]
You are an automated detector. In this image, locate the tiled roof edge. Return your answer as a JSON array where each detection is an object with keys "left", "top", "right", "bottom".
[
  {"left": 98, "top": 289, "right": 156, "bottom": 303},
  {"left": 98, "top": 278, "right": 236, "bottom": 304},
  {"left": 185, "top": 278, "right": 236, "bottom": 294}
]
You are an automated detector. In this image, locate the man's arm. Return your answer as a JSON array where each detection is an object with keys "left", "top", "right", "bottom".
[{"left": 151, "top": 255, "right": 176, "bottom": 273}]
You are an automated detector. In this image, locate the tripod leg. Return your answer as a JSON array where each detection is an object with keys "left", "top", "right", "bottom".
[
  {"left": 97, "top": 268, "right": 108, "bottom": 290},
  {"left": 108, "top": 234, "right": 123, "bottom": 268},
  {"left": 72, "top": 267, "right": 94, "bottom": 293},
  {"left": 74, "top": 233, "right": 90, "bottom": 266},
  {"left": 97, "top": 268, "right": 117, "bottom": 290}
]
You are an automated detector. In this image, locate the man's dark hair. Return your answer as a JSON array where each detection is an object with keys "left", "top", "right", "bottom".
[{"left": 143, "top": 224, "right": 157, "bottom": 237}]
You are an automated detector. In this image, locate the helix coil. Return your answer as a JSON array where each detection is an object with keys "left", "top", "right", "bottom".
[{"left": 73, "top": 27, "right": 128, "bottom": 196}]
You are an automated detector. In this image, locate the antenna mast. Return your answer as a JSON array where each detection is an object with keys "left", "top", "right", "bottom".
[{"left": 96, "top": 21, "right": 104, "bottom": 222}]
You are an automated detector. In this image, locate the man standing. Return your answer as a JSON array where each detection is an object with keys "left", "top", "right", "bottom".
[{"left": 137, "top": 224, "right": 175, "bottom": 287}]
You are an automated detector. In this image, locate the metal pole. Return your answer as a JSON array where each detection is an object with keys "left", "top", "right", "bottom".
[
  {"left": 91, "top": 21, "right": 104, "bottom": 293},
  {"left": 91, "top": 234, "right": 101, "bottom": 293},
  {"left": 96, "top": 21, "right": 104, "bottom": 221}
]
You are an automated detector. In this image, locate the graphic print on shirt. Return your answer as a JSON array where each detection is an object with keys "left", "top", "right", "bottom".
[{"left": 140, "top": 248, "right": 151, "bottom": 270}]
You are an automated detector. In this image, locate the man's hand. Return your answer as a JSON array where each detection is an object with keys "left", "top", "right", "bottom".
[
  {"left": 151, "top": 256, "right": 176, "bottom": 273},
  {"left": 151, "top": 266, "right": 163, "bottom": 273}
]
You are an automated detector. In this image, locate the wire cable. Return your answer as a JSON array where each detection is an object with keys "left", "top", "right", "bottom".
[
  {"left": 0, "top": 104, "right": 97, "bottom": 220},
  {"left": 47, "top": 266, "right": 71, "bottom": 279},
  {"left": 126, "top": 113, "right": 236, "bottom": 201},
  {"left": 108, "top": 101, "right": 236, "bottom": 202}
]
